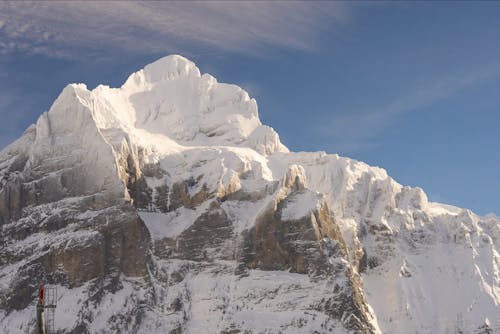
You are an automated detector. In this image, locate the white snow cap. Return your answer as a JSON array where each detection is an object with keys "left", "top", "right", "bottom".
[{"left": 74, "top": 54, "right": 289, "bottom": 155}]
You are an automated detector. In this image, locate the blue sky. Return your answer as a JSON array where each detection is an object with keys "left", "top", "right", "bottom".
[{"left": 0, "top": 1, "right": 499, "bottom": 215}]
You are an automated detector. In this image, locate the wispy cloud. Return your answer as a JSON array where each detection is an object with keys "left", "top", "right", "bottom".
[
  {"left": 0, "top": 1, "right": 351, "bottom": 59},
  {"left": 322, "top": 61, "right": 500, "bottom": 152}
]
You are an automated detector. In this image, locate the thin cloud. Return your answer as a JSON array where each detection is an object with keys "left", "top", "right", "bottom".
[
  {"left": 0, "top": 1, "right": 352, "bottom": 59},
  {"left": 322, "top": 61, "right": 500, "bottom": 152}
]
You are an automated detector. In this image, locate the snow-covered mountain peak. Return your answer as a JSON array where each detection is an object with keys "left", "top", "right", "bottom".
[
  {"left": 128, "top": 54, "right": 200, "bottom": 85},
  {"left": 0, "top": 55, "right": 498, "bottom": 334},
  {"left": 38, "top": 55, "right": 288, "bottom": 157}
]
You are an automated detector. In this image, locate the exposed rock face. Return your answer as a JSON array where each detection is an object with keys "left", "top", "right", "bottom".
[
  {"left": 238, "top": 196, "right": 373, "bottom": 332},
  {"left": 168, "top": 201, "right": 234, "bottom": 262},
  {"left": 0, "top": 55, "right": 498, "bottom": 334}
]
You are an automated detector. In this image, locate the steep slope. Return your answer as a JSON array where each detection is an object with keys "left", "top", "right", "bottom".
[{"left": 0, "top": 55, "right": 498, "bottom": 334}]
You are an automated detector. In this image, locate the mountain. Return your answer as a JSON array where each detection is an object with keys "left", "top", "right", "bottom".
[{"left": 0, "top": 55, "right": 498, "bottom": 334}]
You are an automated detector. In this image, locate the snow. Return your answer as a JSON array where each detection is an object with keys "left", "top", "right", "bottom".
[
  {"left": 280, "top": 190, "right": 322, "bottom": 221},
  {"left": 427, "top": 201, "right": 463, "bottom": 216},
  {"left": 364, "top": 239, "right": 500, "bottom": 333},
  {"left": 0, "top": 307, "right": 33, "bottom": 333},
  {"left": 88, "top": 55, "right": 287, "bottom": 156},
  {"left": 139, "top": 201, "right": 212, "bottom": 240},
  {"left": 221, "top": 196, "right": 274, "bottom": 234},
  {"left": 87, "top": 280, "right": 141, "bottom": 333},
  {"left": 182, "top": 269, "right": 350, "bottom": 334},
  {"left": 54, "top": 284, "right": 89, "bottom": 331}
]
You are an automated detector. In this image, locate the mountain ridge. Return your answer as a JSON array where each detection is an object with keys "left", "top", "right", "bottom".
[{"left": 0, "top": 55, "right": 498, "bottom": 333}]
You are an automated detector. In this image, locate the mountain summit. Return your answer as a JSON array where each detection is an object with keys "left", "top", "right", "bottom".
[{"left": 1, "top": 55, "right": 498, "bottom": 333}]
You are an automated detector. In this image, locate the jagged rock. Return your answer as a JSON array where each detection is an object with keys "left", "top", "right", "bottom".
[{"left": 168, "top": 178, "right": 210, "bottom": 211}]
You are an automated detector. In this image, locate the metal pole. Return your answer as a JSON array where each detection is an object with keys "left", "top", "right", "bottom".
[{"left": 36, "top": 285, "right": 46, "bottom": 334}]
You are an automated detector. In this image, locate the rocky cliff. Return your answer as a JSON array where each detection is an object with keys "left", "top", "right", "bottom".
[{"left": 0, "top": 55, "right": 498, "bottom": 333}]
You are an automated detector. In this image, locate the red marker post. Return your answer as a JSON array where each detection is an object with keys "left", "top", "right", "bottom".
[
  {"left": 39, "top": 285, "right": 44, "bottom": 305},
  {"left": 37, "top": 284, "right": 46, "bottom": 334}
]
